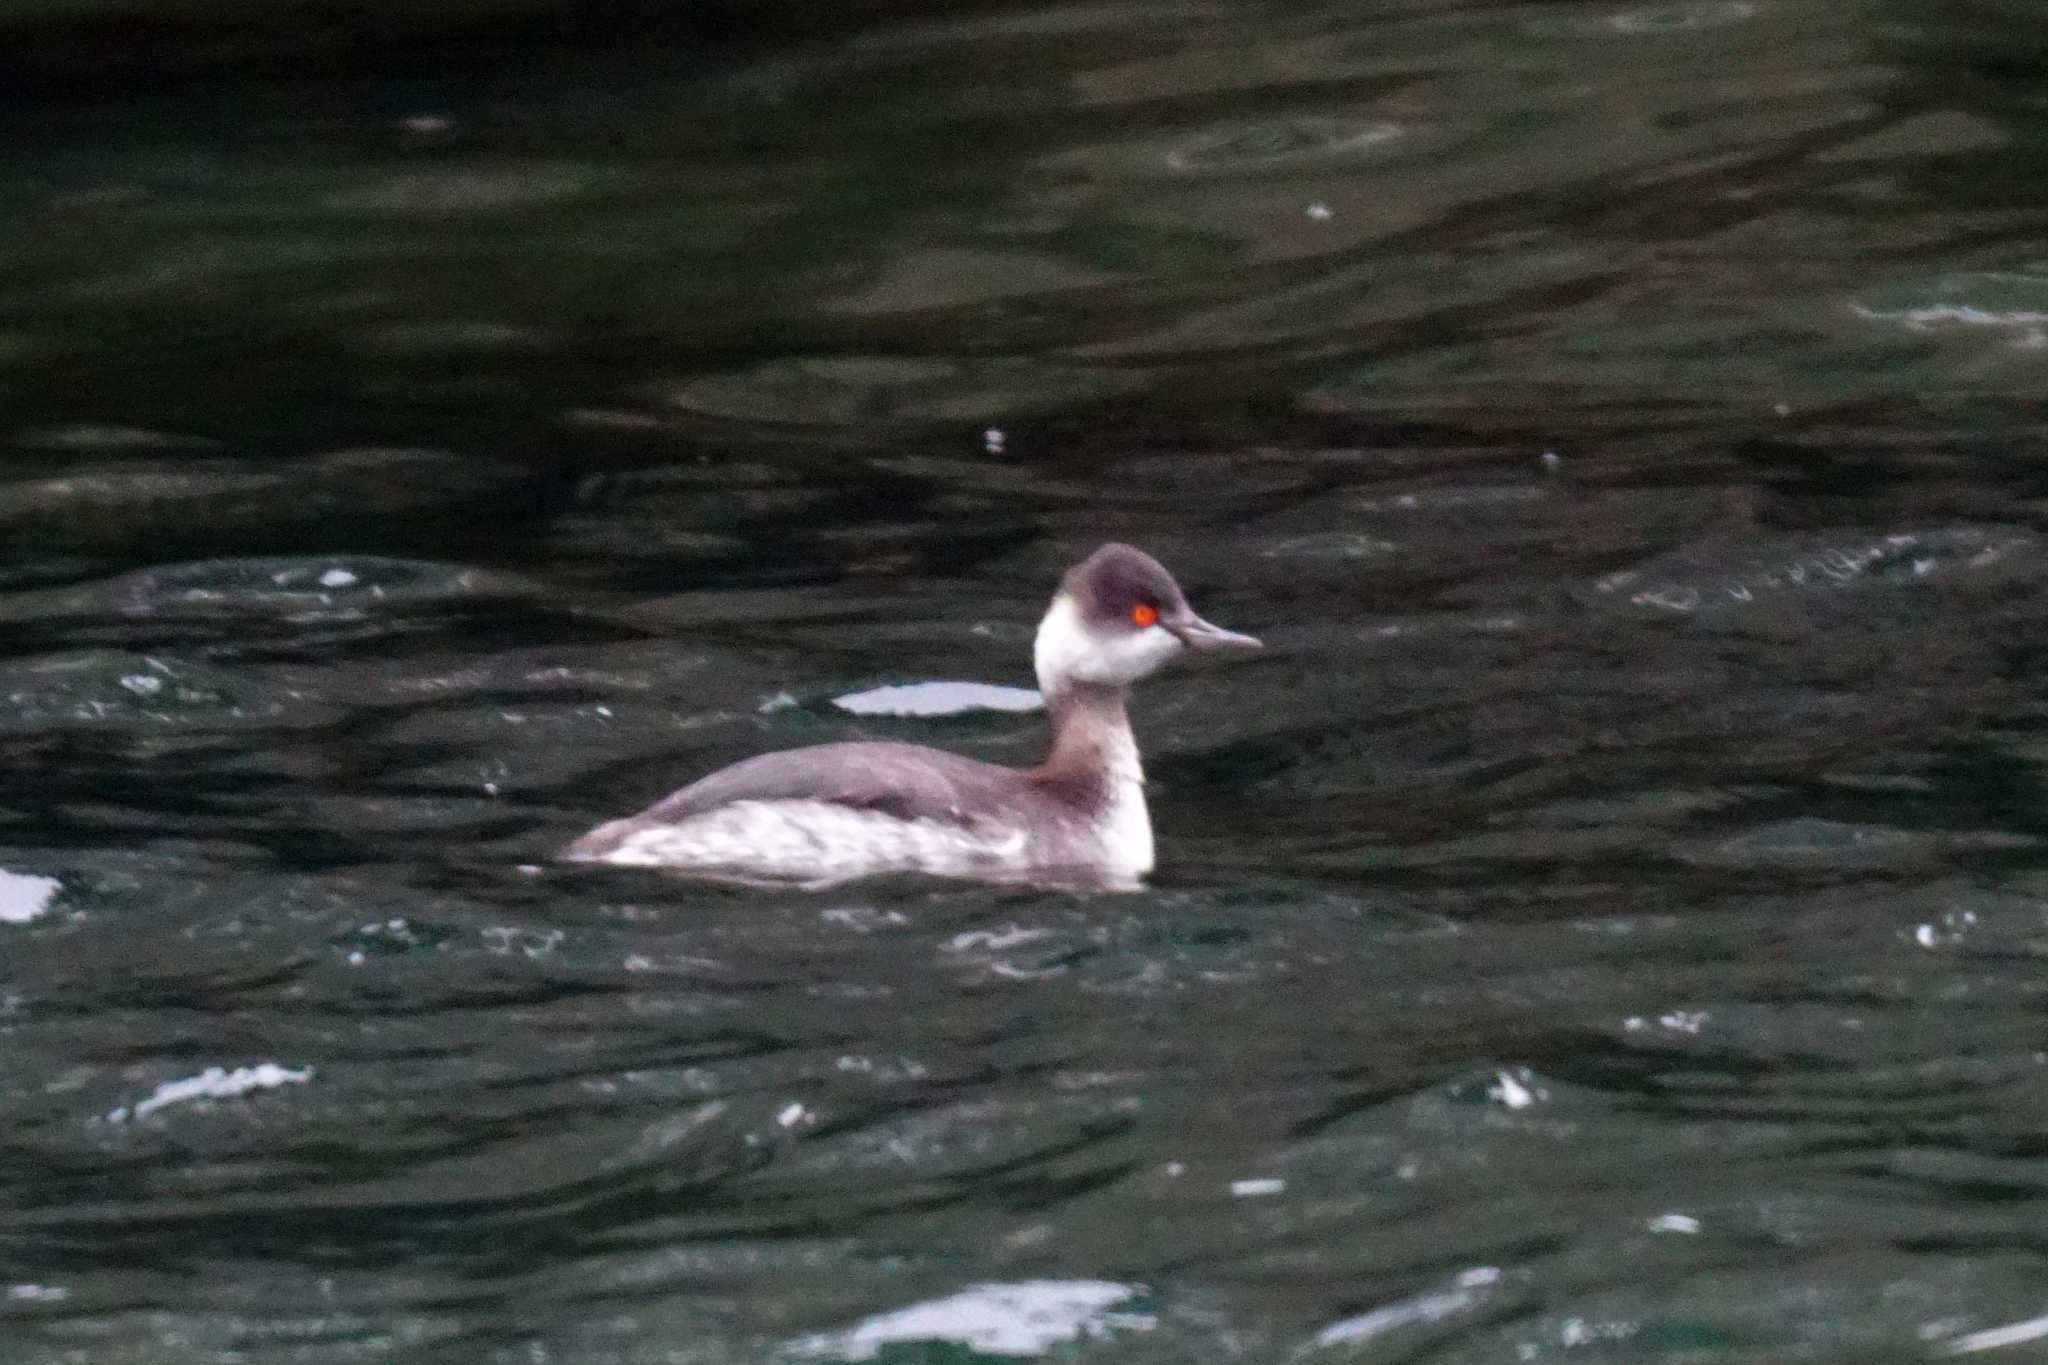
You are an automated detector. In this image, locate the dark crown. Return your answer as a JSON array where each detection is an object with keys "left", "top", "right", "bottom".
[{"left": 1063, "top": 543, "right": 1188, "bottom": 626}]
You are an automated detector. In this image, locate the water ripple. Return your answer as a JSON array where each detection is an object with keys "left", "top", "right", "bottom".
[{"left": 1164, "top": 118, "right": 1405, "bottom": 174}]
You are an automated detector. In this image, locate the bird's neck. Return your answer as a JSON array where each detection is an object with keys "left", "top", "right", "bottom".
[{"left": 1038, "top": 681, "right": 1142, "bottom": 787}]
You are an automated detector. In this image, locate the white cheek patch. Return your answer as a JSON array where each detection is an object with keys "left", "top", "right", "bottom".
[
  {"left": 1085, "top": 627, "right": 1182, "bottom": 685},
  {"left": 1034, "top": 595, "right": 1181, "bottom": 690}
]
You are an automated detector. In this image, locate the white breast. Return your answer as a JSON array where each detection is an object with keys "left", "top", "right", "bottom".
[{"left": 1096, "top": 774, "right": 1154, "bottom": 879}]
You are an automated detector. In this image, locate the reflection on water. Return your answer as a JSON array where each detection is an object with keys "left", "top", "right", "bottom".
[
  {"left": 1585, "top": 526, "right": 2037, "bottom": 614},
  {"left": 1528, "top": 0, "right": 1763, "bottom": 36},
  {"left": 1162, "top": 118, "right": 1408, "bottom": 174},
  {"left": 6, "top": 0, "right": 2048, "bottom": 1361},
  {"left": 1851, "top": 269, "right": 2048, "bottom": 336}
]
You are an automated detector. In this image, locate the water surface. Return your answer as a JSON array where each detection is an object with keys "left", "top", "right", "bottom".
[{"left": 6, "top": 1, "right": 2048, "bottom": 1361}]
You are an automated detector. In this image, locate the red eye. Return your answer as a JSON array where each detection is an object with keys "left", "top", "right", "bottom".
[{"left": 1130, "top": 602, "right": 1158, "bottom": 627}]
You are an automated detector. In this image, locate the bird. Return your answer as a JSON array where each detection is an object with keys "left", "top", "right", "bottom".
[{"left": 562, "top": 543, "right": 1261, "bottom": 889}]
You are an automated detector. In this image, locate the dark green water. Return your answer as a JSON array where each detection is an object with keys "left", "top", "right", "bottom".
[{"left": 6, "top": 2, "right": 2048, "bottom": 1361}]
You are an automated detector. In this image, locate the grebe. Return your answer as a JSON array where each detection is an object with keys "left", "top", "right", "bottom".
[{"left": 562, "top": 543, "right": 1260, "bottom": 889}]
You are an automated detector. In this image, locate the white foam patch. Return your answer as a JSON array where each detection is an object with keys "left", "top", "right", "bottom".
[
  {"left": 947, "top": 925, "right": 1054, "bottom": 952},
  {"left": 1488, "top": 1070, "right": 1536, "bottom": 1109},
  {"left": 108, "top": 1063, "right": 312, "bottom": 1123},
  {"left": 833, "top": 681, "right": 1042, "bottom": 717},
  {"left": 1850, "top": 271, "right": 2048, "bottom": 333},
  {"left": 1872, "top": 304, "right": 2048, "bottom": 328},
  {"left": 0, "top": 870, "right": 61, "bottom": 925},
  {"left": 790, "top": 1281, "right": 1150, "bottom": 1360},
  {"left": 1946, "top": 1312, "right": 2048, "bottom": 1355},
  {"left": 1311, "top": 1267, "right": 1502, "bottom": 1347},
  {"left": 7, "top": 1284, "right": 67, "bottom": 1303}
]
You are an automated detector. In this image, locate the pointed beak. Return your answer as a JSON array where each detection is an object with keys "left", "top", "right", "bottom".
[{"left": 1166, "top": 612, "right": 1262, "bottom": 651}]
